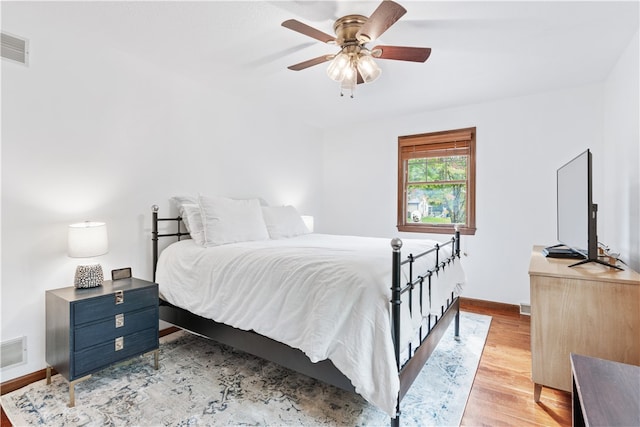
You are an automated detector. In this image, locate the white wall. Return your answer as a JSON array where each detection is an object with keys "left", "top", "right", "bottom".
[
  {"left": 602, "top": 29, "right": 640, "bottom": 272},
  {"left": 320, "top": 84, "right": 614, "bottom": 306},
  {"left": 0, "top": 7, "right": 323, "bottom": 382}
]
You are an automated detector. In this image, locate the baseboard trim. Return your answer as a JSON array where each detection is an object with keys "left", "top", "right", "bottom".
[
  {"left": 1, "top": 326, "right": 182, "bottom": 396},
  {"left": 460, "top": 297, "right": 520, "bottom": 315},
  {"left": 1, "top": 367, "right": 52, "bottom": 395},
  {"left": 160, "top": 326, "right": 181, "bottom": 337}
]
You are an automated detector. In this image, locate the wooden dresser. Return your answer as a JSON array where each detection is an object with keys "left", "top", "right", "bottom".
[{"left": 528, "top": 246, "right": 640, "bottom": 401}]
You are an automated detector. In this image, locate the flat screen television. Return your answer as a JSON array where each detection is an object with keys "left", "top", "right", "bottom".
[{"left": 553, "top": 149, "right": 619, "bottom": 269}]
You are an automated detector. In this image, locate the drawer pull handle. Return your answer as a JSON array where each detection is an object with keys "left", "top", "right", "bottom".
[
  {"left": 115, "top": 313, "right": 124, "bottom": 328},
  {"left": 115, "top": 336, "right": 124, "bottom": 351},
  {"left": 115, "top": 290, "right": 124, "bottom": 305}
]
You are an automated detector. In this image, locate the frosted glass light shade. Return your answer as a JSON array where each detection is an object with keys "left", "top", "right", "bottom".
[
  {"left": 340, "top": 64, "right": 357, "bottom": 91},
  {"left": 326, "top": 53, "right": 350, "bottom": 81},
  {"left": 68, "top": 221, "right": 108, "bottom": 258},
  {"left": 357, "top": 55, "right": 382, "bottom": 83}
]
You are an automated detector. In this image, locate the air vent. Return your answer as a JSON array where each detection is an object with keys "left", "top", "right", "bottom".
[
  {"left": 1, "top": 336, "right": 27, "bottom": 369},
  {"left": 1, "top": 32, "right": 29, "bottom": 65}
]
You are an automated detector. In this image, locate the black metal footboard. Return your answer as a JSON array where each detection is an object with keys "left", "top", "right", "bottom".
[{"left": 391, "top": 231, "right": 461, "bottom": 426}]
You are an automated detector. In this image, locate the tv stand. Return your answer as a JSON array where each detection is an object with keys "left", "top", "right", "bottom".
[
  {"left": 569, "top": 257, "right": 623, "bottom": 271},
  {"left": 529, "top": 246, "right": 640, "bottom": 401}
]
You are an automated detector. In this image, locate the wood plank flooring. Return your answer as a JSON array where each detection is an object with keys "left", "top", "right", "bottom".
[
  {"left": 460, "top": 300, "right": 571, "bottom": 426},
  {"left": 1, "top": 302, "right": 571, "bottom": 426}
]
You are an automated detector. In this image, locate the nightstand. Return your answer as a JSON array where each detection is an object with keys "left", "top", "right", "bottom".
[{"left": 45, "top": 278, "right": 159, "bottom": 407}]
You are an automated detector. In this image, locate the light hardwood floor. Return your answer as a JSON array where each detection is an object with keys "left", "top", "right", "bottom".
[
  {"left": 460, "top": 299, "right": 571, "bottom": 426},
  {"left": 2, "top": 300, "right": 571, "bottom": 426}
]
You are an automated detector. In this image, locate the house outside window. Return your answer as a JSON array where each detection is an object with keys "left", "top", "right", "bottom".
[{"left": 397, "top": 127, "right": 476, "bottom": 235}]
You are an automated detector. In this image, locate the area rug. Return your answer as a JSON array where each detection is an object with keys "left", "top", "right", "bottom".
[{"left": 2, "top": 312, "right": 490, "bottom": 427}]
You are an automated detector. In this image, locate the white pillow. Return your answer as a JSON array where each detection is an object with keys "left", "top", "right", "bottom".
[
  {"left": 180, "top": 204, "right": 206, "bottom": 245},
  {"left": 169, "top": 196, "right": 205, "bottom": 246},
  {"left": 170, "top": 195, "right": 197, "bottom": 206},
  {"left": 198, "top": 195, "right": 269, "bottom": 246},
  {"left": 261, "top": 206, "right": 310, "bottom": 239}
]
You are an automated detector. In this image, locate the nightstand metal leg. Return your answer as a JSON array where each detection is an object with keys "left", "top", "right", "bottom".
[
  {"left": 153, "top": 349, "right": 159, "bottom": 370},
  {"left": 68, "top": 375, "right": 91, "bottom": 408},
  {"left": 46, "top": 366, "right": 52, "bottom": 385}
]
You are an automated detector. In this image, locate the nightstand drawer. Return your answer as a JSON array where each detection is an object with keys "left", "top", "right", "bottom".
[
  {"left": 74, "top": 287, "right": 157, "bottom": 325},
  {"left": 74, "top": 306, "right": 158, "bottom": 351},
  {"left": 72, "top": 327, "right": 158, "bottom": 378}
]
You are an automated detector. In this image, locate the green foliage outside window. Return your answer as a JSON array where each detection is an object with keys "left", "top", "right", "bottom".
[{"left": 406, "top": 156, "right": 467, "bottom": 225}]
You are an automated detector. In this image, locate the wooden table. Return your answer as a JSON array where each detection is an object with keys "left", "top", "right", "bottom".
[{"left": 571, "top": 353, "right": 640, "bottom": 427}]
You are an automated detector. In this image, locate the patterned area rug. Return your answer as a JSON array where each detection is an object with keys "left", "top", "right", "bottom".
[{"left": 2, "top": 312, "right": 490, "bottom": 426}]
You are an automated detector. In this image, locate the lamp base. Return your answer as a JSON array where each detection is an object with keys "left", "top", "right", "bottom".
[{"left": 74, "top": 264, "right": 104, "bottom": 288}]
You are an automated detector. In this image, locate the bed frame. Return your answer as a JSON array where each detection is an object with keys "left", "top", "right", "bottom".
[{"left": 151, "top": 205, "right": 461, "bottom": 427}]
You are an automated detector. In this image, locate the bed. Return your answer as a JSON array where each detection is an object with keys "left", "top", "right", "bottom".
[{"left": 151, "top": 197, "right": 465, "bottom": 427}]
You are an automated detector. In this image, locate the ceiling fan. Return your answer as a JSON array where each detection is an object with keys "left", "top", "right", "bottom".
[{"left": 281, "top": 0, "right": 431, "bottom": 97}]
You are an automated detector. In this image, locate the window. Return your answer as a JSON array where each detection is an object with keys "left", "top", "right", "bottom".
[{"left": 397, "top": 127, "right": 476, "bottom": 235}]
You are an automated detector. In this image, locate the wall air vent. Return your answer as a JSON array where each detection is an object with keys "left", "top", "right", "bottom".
[
  {"left": 1, "top": 32, "right": 29, "bottom": 65},
  {"left": 1, "top": 336, "right": 27, "bottom": 370}
]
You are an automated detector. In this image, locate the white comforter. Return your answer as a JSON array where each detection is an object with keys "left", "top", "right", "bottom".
[{"left": 156, "top": 233, "right": 465, "bottom": 417}]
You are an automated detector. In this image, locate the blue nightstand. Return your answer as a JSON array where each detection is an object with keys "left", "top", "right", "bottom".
[{"left": 45, "top": 278, "right": 159, "bottom": 406}]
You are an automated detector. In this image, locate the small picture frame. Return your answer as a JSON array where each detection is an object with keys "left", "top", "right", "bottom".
[{"left": 111, "top": 267, "right": 132, "bottom": 281}]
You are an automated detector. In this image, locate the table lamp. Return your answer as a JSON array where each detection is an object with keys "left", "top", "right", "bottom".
[{"left": 68, "top": 221, "right": 108, "bottom": 288}]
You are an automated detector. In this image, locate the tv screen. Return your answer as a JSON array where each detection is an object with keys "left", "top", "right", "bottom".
[{"left": 556, "top": 149, "right": 593, "bottom": 258}]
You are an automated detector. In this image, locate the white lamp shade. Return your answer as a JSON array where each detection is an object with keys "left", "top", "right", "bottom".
[{"left": 68, "top": 221, "right": 108, "bottom": 258}]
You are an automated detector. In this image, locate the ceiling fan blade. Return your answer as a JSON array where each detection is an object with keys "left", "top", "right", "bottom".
[
  {"left": 282, "top": 19, "right": 336, "bottom": 44},
  {"left": 356, "top": 0, "right": 407, "bottom": 43},
  {"left": 287, "top": 55, "right": 333, "bottom": 71},
  {"left": 372, "top": 45, "right": 431, "bottom": 62}
]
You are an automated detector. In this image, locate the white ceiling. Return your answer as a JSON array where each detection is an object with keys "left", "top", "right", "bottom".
[{"left": 6, "top": 1, "right": 639, "bottom": 129}]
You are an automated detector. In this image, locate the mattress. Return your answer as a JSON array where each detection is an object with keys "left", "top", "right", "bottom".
[{"left": 156, "top": 233, "right": 465, "bottom": 416}]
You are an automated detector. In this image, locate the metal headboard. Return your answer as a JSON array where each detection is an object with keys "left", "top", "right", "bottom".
[{"left": 151, "top": 204, "right": 190, "bottom": 282}]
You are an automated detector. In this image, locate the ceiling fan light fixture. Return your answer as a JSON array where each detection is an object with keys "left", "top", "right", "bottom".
[
  {"left": 326, "top": 52, "right": 350, "bottom": 81},
  {"left": 283, "top": 1, "right": 428, "bottom": 97},
  {"left": 357, "top": 54, "right": 382, "bottom": 83},
  {"left": 341, "top": 64, "right": 357, "bottom": 88},
  {"left": 340, "top": 63, "right": 357, "bottom": 98}
]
